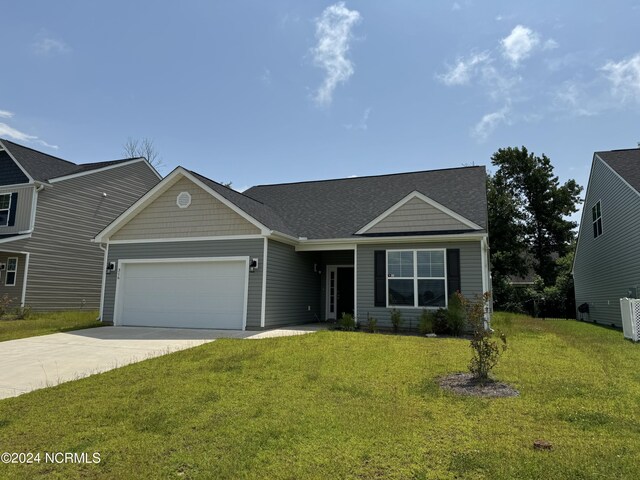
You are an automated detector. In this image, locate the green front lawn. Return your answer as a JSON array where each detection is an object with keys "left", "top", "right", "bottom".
[
  {"left": 1, "top": 314, "right": 639, "bottom": 479},
  {"left": 0, "top": 310, "right": 101, "bottom": 342}
]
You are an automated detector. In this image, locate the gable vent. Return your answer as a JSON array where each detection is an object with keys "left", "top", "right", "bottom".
[{"left": 176, "top": 191, "right": 192, "bottom": 209}]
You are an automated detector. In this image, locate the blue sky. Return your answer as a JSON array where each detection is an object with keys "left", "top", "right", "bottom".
[{"left": 1, "top": 1, "right": 639, "bottom": 201}]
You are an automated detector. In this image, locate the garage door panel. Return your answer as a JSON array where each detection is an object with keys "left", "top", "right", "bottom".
[{"left": 116, "top": 259, "right": 247, "bottom": 329}]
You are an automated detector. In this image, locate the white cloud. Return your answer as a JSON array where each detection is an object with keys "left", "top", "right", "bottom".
[
  {"left": 543, "top": 38, "right": 559, "bottom": 51},
  {"left": 553, "top": 81, "right": 597, "bottom": 116},
  {"left": 311, "top": 2, "right": 361, "bottom": 107},
  {"left": 472, "top": 106, "right": 510, "bottom": 141},
  {"left": 452, "top": 2, "right": 461, "bottom": 11},
  {"left": 260, "top": 68, "right": 272, "bottom": 86},
  {"left": 0, "top": 122, "right": 58, "bottom": 150},
  {"left": 438, "top": 51, "right": 491, "bottom": 86},
  {"left": 501, "top": 25, "right": 540, "bottom": 66},
  {"left": 602, "top": 53, "right": 640, "bottom": 104},
  {"left": 33, "top": 35, "right": 70, "bottom": 56},
  {"left": 344, "top": 107, "right": 371, "bottom": 130},
  {"left": 0, "top": 110, "right": 14, "bottom": 119}
]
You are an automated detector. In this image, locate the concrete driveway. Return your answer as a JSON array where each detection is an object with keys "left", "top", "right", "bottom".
[{"left": 0, "top": 324, "right": 324, "bottom": 400}]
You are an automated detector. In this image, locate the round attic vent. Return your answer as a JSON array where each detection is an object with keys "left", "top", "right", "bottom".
[{"left": 176, "top": 191, "right": 192, "bottom": 209}]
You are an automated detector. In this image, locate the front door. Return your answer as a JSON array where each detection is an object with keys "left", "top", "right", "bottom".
[
  {"left": 336, "top": 267, "right": 354, "bottom": 318},
  {"left": 326, "top": 265, "right": 355, "bottom": 320}
]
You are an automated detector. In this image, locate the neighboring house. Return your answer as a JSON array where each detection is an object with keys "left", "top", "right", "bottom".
[
  {"left": 95, "top": 165, "right": 491, "bottom": 330},
  {"left": 573, "top": 148, "right": 640, "bottom": 328},
  {"left": 0, "top": 139, "right": 161, "bottom": 311}
]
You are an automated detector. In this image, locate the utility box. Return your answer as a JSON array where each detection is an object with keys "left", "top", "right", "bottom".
[{"left": 620, "top": 298, "right": 640, "bottom": 342}]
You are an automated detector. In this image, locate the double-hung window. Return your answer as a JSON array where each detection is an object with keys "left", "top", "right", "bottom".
[
  {"left": 592, "top": 201, "right": 602, "bottom": 238},
  {"left": 0, "top": 194, "right": 10, "bottom": 227},
  {"left": 387, "top": 249, "right": 447, "bottom": 308},
  {"left": 5, "top": 257, "right": 17, "bottom": 286}
]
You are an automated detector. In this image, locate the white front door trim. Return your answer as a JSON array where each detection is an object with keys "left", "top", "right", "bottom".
[{"left": 325, "top": 264, "right": 354, "bottom": 320}]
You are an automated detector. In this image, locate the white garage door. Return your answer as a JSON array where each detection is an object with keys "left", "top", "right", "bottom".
[{"left": 115, "top": 258, "right": 248, "bottom": 329}]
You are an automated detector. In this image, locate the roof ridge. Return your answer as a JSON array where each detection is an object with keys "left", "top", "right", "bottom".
[
  {"left": 597, "top": 148, "right": 640, "bottom": 154},
  {"left": 0, "top": 138, "right": 77, "bottom": 165},
  {"left": 248, "top": 165, "right": 485, "bottom": 189},
  {"left": 79, "top": 157, "right": 142, "bottom": 166},
  {"left": 188, "top": 170, "right": 267, "bottom": 205}
]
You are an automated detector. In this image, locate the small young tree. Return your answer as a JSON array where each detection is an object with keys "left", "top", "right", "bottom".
[
  {"left": 390, "top": 308, "right": 403, "bottom": 333},
  {"left": 465, "top": 293, "right": 507, "bottom": 383}
]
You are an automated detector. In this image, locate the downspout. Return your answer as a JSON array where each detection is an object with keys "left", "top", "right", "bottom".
[
  {"left": 98, "top": 243, "right": 109, "bottom": 321},
  {"left": 20, "top": 252, "right": 30, "bottom": 308}
]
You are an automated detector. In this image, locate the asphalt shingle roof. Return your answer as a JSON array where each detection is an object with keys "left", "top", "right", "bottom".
[
  {"left": 243, "top": 166, "right": 488, "bottom": 239},
  {"left": 597, "top": 148, "right": 640, "bottom": 193},
  {"left": 1, "top": 139, "right": 144, "bottom": 182},
  {"left": 189, "top": 171, "right": 296, "bottom": 236}
]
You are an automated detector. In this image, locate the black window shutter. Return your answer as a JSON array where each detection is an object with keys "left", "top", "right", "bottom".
[
  {"left": 8, "top": 192, "right": 18, "bottom": 227},
  {"left": 374, "top": 250, "right": 386, "bottom": 307},
  {"left": 447, "top": 249, "right": 461, "bottom": 297}
]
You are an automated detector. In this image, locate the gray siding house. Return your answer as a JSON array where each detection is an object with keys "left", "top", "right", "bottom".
[
  {"left": 0, "top": 139, "right": 161, "bottom": 311},
  {"left": 574, "top": 148, "right": 640, "bottom": 328},
  {"left": 95, "top": 165, "right": 491, "bottom": 330}
]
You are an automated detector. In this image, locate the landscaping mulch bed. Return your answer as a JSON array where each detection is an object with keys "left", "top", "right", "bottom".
[{"left": 438, "top": 372, "right": 519, "bottom": 397}]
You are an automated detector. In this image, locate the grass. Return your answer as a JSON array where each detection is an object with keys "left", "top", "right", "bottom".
[
  {"left": 0, "top": 310, "right": 101, "bottom": 342},
  {"left": 1, "top": 313, "right": 639, "bottom": 479}
]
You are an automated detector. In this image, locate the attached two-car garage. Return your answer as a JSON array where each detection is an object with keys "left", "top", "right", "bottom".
[{"left": 114, "top": 258, "right": 249, "bottom": 330}]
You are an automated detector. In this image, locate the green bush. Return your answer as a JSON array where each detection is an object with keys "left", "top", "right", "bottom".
[
  {"left": 365, "top": 313, "right": 378, "bottom": 333},
  {"left": 0, "top": 294, "right": 15, "bottom": 318},
  {"left": 13, "top": 305, "right": 32, "bottom": 320},
  {"left": 432, "top": 308, "right": 449, "bottom": 334},
  {"left": 418, "top": 309, "right": 433, "bottom": 334},
  {"left": 446, "top": 292, "right": 466, "bottom": 336},
  {"left": 337, "top": 312, "right": 356, "bottom": 331},
  {"left": 390, "top": 308, "right": 403, "bottom": 333}
]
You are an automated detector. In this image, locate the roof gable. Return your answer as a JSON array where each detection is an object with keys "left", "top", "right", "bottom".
[
  {"left": 0, "top": 139, "right": 77, "bottom": 181},
  {"left": 95, "top": 167, "right": 272, "bottom": 242},
  {"left": 356, "top": 191, "right": 483, "bottom": 235},
  {"left": 596, "top": 149, "right": 640, "bottom": 197},
  {"left": 0, "top": 150, "right": 29, "bottom": 185},
  {"left": 111, "top": 176, "right": 261, "bottom": 241},
  {"left": 0, "top": 139, "right": 160, "bottom": 184}
]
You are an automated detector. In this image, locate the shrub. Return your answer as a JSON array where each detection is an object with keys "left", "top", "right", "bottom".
[
  {"left": 0, "top": 294, "right": 14, "bottom": 318},
  {"left": 432, "top": 308, "right": 449, "bottom": 334},
  {"left": 337, "top": 312, "right": 356, "bottom": 331},
  {"left": 465, "top": 292, "right": 507, "bottom": 383},
  {"left": 418, "top": 309, "right": 433, "bottom": 334},
  {"left": 390, "top": 308, "right": 403, "bottom": 333},
  {"left": 365, "top": 313, "right": 378, "bottom": 333},
  {"left": 13, "top": 305, "right": 32, "bottom": 320},
  {"left": 446, "top": 292, "right": 466, "bottom": 336}
]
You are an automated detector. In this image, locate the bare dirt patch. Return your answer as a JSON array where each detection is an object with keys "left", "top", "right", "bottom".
[{"left": 438, "top": 372, "right": 519, "bottom": 398}]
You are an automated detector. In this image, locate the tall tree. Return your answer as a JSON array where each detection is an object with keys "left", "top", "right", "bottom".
[
  {"left": 489, "top": 146, "right": 582, "bottom": 285},
  {"left": 487, "top": 173, "right": 528, "bottom": 280},
  {"left": 123, "top": 137, "right": 164, "bottom": 170}
]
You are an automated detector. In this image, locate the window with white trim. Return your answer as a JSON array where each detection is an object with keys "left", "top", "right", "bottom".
[
  {"left": 387, "top": 249, "right": 447, "bottom": 308},
  {"left": 0, "top": 194, "right": 10, "bottom": 227},
  {"left": 592, "top": 201, "right": 602, "bottom": 238},
  {"left": 5, "top": 257, "right": 17, "bottom": 286}
]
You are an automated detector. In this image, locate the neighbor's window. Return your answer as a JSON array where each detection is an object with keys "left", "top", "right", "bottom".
[
  {"left": 5, "top": 257, "right": 17, "bottom": 286},
  {"left": 0, "top": 194, "right": 10, "bottom": 227},
  {"left": 387, "top": 249, "right": 446, "bottom": 308},
  {"left": 592, "top": 201, "right": 602, "bottom": 238}
]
